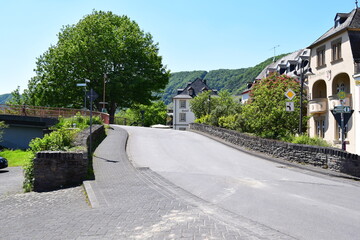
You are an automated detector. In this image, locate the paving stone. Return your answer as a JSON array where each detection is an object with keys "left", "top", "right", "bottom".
[{"left": 0, "top": 127, "right": 295, "bottom": 240}]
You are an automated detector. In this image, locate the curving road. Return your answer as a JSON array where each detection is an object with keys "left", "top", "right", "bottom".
[{"left": 120, "top": 125, "right": 360, "bottom": 240}]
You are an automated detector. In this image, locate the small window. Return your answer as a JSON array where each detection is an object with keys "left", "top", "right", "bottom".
[
  {"left": 315, "top": 119, "right": 325, "bottom": 138},
  {"left": 179, "top": 113, "right": 186, "bottom": 122},
  {"left": 331, "top": 39, "right": 342, "bottom": 62},
  {"left": 317, "top": 46, "right": 326, "bottom": 68},
  {"left": 179, "top": 100, "right": 186, "bottom": 108}
]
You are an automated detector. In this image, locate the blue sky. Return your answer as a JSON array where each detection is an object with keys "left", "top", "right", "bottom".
[{"left": 0, "top": 0, "right": 357, "bottom": 94}]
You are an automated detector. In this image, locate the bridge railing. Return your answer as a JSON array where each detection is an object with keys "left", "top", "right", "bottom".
[{"left": 0, "top": 104, "right": 109, "bottom": 124}]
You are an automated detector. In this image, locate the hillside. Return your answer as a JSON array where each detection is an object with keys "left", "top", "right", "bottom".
[
  {"left": 0, "top": 93, "right": 11, "bottom": 104},
  {"left": 161, "top": 54, "right": 288, "bottom": 104}
]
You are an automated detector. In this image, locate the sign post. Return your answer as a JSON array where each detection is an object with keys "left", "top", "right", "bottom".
[
  {"left": 86, "top": 89, "right": 99, "bottom": 155},
  {"left": 331, "top": 107, "right": 353, "bottom": 151}
]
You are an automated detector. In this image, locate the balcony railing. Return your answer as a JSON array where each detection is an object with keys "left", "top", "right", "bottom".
[
  {"left": 328, "top": 94, "right": 352, "bottom": 109},
  {"left": 309, "top": 98, "right": 327, "bottom": 114}
]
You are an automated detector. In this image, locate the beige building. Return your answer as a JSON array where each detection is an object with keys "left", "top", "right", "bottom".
[{"left": 308, "top": 8, "right": 360, "bottom": 153}]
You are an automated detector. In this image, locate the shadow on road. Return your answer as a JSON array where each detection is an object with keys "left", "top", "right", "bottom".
[{"left": 95, "top": 156, "right": 119, "bottom": 163}]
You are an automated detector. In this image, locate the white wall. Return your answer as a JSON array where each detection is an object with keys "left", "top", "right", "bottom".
[{"left": 173, "top": 98, "right": 196, "bottom": 130}]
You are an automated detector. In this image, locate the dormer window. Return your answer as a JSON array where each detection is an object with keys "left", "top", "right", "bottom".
[
  {"left": 335, "top": 16, "right": 341, "bottom": 28},
  {"left": 188, "top": 88, "right": 194, "bottom": 96},
  {"left": 334, "top": 13, "right": 349, "bottom": 28}
]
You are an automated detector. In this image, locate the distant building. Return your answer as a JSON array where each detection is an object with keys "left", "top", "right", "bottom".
[
  {"left": 308, "top": 7, "right": 360, "bottom": 153},
  {"left": 172, "top": 78, "right": 217, "bottom": 130},
  {"left": 240, "top": 49, "right": 310, "bottom": 104}
]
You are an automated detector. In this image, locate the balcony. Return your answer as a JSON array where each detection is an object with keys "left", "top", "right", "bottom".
[
  {"left": 309, "top": 98, "right": 327, "bottom": 114},
  {"left": 328, "top": 94, "right": 352, "bottom": 109}
]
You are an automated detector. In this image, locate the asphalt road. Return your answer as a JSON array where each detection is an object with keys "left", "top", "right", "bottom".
[
  {"left": 121, "top": 125, "right": 360, "bottom": 240},
  {"left": 0, "top": 166, "right": 23, "bottom": 196}
]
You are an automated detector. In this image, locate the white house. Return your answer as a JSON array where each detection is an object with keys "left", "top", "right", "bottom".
[{"left": 172, "top": 78, "right": 217, "bottom": 130}]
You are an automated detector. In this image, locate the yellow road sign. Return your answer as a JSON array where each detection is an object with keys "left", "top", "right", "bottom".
[{"left": 285, "top": 89, "right": 296, "bottom": 100}]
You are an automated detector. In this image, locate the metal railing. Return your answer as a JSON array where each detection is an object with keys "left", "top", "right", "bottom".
[{"left": 0, "top": 104, "right": 109, "bottom": 124}]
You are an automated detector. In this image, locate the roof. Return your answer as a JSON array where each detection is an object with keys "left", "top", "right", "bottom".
[
  {"left": 309, "top": 8, "right": 360, "bottom": 48},
  {"left": 255, "top": 49, "right": 309, "bottom": 80},
  {"left": 172, "top": 78, "right": 218, "bottom": 99}
]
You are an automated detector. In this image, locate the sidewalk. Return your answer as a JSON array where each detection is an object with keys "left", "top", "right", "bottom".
[{"left": 83, "top": 126, "right": 294, "bottom": 239}]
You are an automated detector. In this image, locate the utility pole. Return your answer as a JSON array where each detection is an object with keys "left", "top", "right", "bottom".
[{"left": 271, "top": 45, "right": 280, "bottom": 62}]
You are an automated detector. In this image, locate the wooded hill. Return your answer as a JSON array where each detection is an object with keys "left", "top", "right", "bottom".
[
  {"left": 0, "top": 93, "right": 11, "bottom": 104},
  {"left": 161, "top": 54, "right": 287, "bottom": 105},
  {"left": 1, "top": 54, "right": 288, "bottom": 106}
]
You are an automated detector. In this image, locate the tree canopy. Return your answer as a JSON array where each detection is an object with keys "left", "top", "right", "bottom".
[
  {"left": 240, "top": 73, "right": 307, "bottom": 139},
  {"left": 25, "top": 10, "right": 170, "bottom": 121}
]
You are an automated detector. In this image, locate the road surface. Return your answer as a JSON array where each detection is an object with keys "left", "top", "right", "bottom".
[{"left": 121, "top": 125, "right": 360, "bottom": 240}]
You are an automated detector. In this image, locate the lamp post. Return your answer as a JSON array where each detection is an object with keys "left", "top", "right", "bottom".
[
  {"left": 295, "top": 56, "right": 314, "bottom": 134},
  {"left": 101, "top": 73, "right": 108, "bottom": 113}
]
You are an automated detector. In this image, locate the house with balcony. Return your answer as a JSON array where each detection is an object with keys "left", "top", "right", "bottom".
[
  {"left": 308, "top": 7, "right": 360, "bottom": 153},
  {"left": 172, "top": 78, "right": 217, "bottom": 130}
]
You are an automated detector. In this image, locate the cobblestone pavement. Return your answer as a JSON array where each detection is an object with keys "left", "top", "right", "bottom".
[{"left": 0, "top": 127, "right": 296, "bottom": 240}]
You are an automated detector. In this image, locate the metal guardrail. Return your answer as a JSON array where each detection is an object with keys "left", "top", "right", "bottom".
[{"left": 0, "top": 104, "right": 110, "bottom": 124}]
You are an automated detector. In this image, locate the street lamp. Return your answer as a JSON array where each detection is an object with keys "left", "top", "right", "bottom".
[
  {"left": 294, "top": 56, "right": 314, "bottom": 134},
  {"left": 76, "top": 79, "right": 90, "bottom": 110},
  {"left": 100, "top": 73, "right": 109, "bottom": 113}
]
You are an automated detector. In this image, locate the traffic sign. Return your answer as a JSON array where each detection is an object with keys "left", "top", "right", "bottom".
[
  {"left": 333, "top": 105, "right": 351, "bottom": 114},
  {"left": 86, "top": 89, "right": 98, "bottom": 100},
  {"left": 286, "top": 102, "right": 294, "bottom": 111},
  {"left": 331, "top": 110, "right": 354, "bottom": 126},
  {"left": 285, "top": 89, "right": 295, "bottom": 100}
]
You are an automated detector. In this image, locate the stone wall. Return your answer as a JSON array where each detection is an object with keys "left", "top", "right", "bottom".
[
  {"left": 33, "top": 125, "right": 105, "bottom": 192},
  {"left": 190, "top": 123, "right": 360, "bottom": 178}
]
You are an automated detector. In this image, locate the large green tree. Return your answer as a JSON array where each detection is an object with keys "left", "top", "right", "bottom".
[
  {"left": 116, "top": 101, "right": 168, "bottom": 127},
  {"left": 240, "top": 73, "right": 307, "bottom": 139},
  {"left": 25, "top": 10, "right": 170, "bottom": 122}
]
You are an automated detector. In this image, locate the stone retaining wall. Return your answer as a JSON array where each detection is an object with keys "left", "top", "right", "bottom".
[
  {"left": 190, "top": 123, "right": 360, "bottom": 178},
  {"left": 33, "top": 125, "right": 105, "bottom": 192}
]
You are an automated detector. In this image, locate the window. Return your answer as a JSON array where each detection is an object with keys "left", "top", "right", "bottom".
[
  {"left": 317, "top": 46, "right": 326, "bottom": 68},
  {"left": 336, "top": 82, "right": 345, "bottom": 93},
  {"left": 179, "top": 127, "right": 186, "bottom": 131},
  {"left": 179, "top": 100, "right": 186, "bottom": 108},
  {"left": 179, "top": 113, "right": 186, "bottom": 122},
  {"left": 315, "top": 119, "right": 325, "bottom": 138},
  {"left": 331, "top": 39, "right": 342, "bottom": 62},
  {"left": 337, "top": 124, "right": 348, "bottom": 140}
]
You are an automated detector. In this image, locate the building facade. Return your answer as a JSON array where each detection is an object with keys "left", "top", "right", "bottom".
[
  {"left": 308, "top": 8, "right": 360, "bottom": 154},
  {"left": 241, "top": 49, "right": 310, "bottom": 104},
  {"left": 172, "top": 78, "right": 217, "bottom": 130}
]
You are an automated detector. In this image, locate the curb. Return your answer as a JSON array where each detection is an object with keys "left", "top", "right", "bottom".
[{"left": 83, "top": 180, "right": 99, "bottom": 208}]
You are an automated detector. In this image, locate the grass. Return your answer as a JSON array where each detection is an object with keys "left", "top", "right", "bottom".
[{"left": 0, "top": 149, "right": 33, "bottom": 167}]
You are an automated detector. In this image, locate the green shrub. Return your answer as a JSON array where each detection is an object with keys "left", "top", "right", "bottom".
[
  {"left": 23, "top": 128, "right": 79, "bottom": 192},
  {"left": 283, "top": 134, "right": 331, "bottom": 147},
  {"left": 219, "top": 114, "right": 238, "bottom": 130},
  {"left": 55, "top": 113, "right": 103, "bottom": 130},
  {"left": 29, "top": 128, "right": 79, "bottom": 152},
  {"left": 23, "top": 152, "right": 35, "bottom": 192}
]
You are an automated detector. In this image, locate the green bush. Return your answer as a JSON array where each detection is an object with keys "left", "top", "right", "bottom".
[
  {"left": 282, "top": 134, "right": 331, "bottom": 147},
  {"left": 29, "top": 128, "right": 79, "bottom": 152},
  {"left": 55, "top": 113, "right": 103, "bottom": 130},
  {"left": 23, "top": 152, "right": 35, "bottom": 192},
  {"left": 23, "top": 128, "right": 79, "bottom": 192}
]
